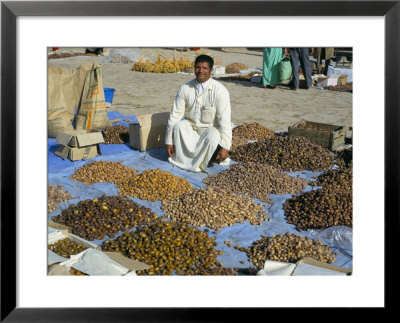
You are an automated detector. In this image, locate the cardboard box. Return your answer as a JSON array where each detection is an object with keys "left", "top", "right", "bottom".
[
  {"left": 48, "top": 220, "right": 70, "bottom": 233},
  {"left": 48, "top": 221, "right": 70, "bottom": 245},
  {"left": 288, "top": 120, "right": 346, "bottom": 150},
  {"left": 319, "top": 74, "right": 348, "bottom": 87},
  {"left": 129, "top": 112, "right": 170, "bottom": 152},
  {"left": 55, "top": 144, "right": 101, "bottom": 161},
  {"left": 47, "top": 223, "right": 100, "bottom": 250},
  {"left": 250, "top": 74, "right": 262, "bottom": 84},
  {"left": 293, "top": 257, "right": 352, "bottom": 276},
  {"left": 56, "top": 130, "right": 104, "bottom": 147},
  {"left": 55, "top": 130, "right": 104, "bottom": 161},
  {"left": 55, "top": 144, "right": 99, "bottom": 161},
  {"left": 257, "top": 258, "right": 351, "bottom": 276},
  {"left": 47, "top": 222, "right": 150, "bottom": 275}
]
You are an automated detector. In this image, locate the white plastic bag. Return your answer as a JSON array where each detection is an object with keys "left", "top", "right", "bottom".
[{"left": 256, "top": 260, "right": 296, "bottom": 276}]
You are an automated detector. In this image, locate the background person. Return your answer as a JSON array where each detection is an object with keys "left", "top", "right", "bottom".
[
  {"left": 262, "top": 48, "right": 283, "bottom": 89},
  {"left": 165, "top": 54, "right": 232, "bottom": 173},
  {"left": 285, "top": 47, "right": 314, "bottom": 90},
  {"left": 313, "top": 47, "right": 335, "bottom": 75}
]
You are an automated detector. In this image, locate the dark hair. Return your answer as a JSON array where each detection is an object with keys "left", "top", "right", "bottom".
[{"left": 195, "top": 54, "right": 214, "bottom": 69}]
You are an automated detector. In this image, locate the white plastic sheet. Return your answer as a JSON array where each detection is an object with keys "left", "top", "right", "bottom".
[
  {"left": 103, "top": 49, "right": 142, "bottom": 64},
  {"left": 59, "top": 248, "right": 130, "bottom": 276}
]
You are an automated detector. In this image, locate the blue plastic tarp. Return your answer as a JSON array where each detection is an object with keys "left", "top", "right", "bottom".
[{"left": 48, "top": 111, "right": 353, "bottom": 272}]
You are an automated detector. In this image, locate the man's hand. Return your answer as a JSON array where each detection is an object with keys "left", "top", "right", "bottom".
[
  {"left": 166, "top": 144, "right": 175, "bottom": 157},
  {"left": 216, "top": 148, "right": 229, "bottom": 162},
  {"left": 309, "top": 48, "right": 314, "bottom": 55}
]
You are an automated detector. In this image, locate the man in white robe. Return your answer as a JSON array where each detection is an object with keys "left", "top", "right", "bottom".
[{"left": 165, "top": 54, "right": 232, "bottom": 172}]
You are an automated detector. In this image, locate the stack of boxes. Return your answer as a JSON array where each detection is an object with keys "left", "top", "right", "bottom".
[{"left": 55, "top": 130, "right": 104, "bottom": 161}]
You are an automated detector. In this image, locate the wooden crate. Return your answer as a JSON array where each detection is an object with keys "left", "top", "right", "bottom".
[{"left": 288, "top": 120, "right": 346, "bottom": 150}]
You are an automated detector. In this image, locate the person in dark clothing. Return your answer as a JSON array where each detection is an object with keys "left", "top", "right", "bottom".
[
  {"left": 313, "top": 47, "right": 335, "bottom": 75},
  {"left": 85, "top": 48, "right": 104, "bottom": 55},
  {"left": 285, "top": 48, "right": 314, "bottom": 90}
]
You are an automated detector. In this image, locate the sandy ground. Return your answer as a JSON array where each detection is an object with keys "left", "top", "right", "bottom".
[{"left": 48, "top": 47, "right": 352, "bottom": 133}]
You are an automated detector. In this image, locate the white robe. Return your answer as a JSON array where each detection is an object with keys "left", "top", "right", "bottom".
[{"left": 165, "top": 78, "right": 232, "bottom": 172}]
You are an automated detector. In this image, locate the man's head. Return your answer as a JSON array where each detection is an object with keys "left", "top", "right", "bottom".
[{"left": 194, "top": 54, "right": 214, "bottom": 83}]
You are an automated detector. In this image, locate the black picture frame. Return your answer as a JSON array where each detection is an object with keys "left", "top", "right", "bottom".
[{"left": 1, "top": 1, "right": 397, "bottom": 321}]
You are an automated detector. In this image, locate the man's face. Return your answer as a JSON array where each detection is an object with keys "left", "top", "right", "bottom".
[{"left": 195, "top": 61, "right": 212, "bottom": 83}]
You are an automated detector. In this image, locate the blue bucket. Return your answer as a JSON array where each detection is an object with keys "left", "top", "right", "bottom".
[{"left": 104, "top": 88, "right": 115, "bottom": 106}]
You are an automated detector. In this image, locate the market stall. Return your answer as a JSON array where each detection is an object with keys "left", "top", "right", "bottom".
[{"left": 48, "top": 110, "right": 353, "bottom": 276}]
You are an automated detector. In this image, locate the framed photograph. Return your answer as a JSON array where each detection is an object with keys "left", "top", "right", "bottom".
[{"left": 1, "top": 0, "right": 396, "bottom": 321}]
